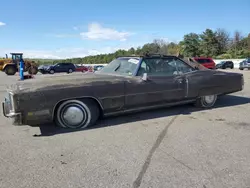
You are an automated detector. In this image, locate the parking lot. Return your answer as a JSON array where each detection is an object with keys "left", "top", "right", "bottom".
[{"left": 0, "top": 69, "right": 250, "bottom": 188}]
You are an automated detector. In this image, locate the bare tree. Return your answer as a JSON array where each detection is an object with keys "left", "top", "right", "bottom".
[
  {"left": 233, "top": 31, "right": 243, "bottom": 56},
  {"left": 153, "top": 39, "right": 169, "bottom": 55},
  {"left": 216, "top": 28, "right": 230, "bottom": 53}
]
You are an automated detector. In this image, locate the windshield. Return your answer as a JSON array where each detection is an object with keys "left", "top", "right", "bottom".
[
  {"left": 218, "top": 61, "right": 225, "bottom": 64},
  {"left": 97, "top": 57, "right": 140, "bottom": 76}
]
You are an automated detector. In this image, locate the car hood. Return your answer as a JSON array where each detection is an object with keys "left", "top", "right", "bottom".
[{"left": 7, "top": 72, "right": 125, "bottom": 94}]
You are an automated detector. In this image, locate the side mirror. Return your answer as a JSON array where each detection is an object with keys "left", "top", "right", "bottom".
[{"left": 142, "top": 73, "right": 148, "bottom": 81}]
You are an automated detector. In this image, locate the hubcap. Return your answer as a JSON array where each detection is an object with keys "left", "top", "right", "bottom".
[
  {"left": 62, "top": 106, "right": 85, "bottom": 126},
  {"left": 204, "top": 95, "right": 215, "bottom": 104}
]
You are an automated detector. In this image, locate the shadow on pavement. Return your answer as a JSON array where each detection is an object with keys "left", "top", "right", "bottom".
[{"left": 34, "top": 95, "right": 250, "bottom": 137}]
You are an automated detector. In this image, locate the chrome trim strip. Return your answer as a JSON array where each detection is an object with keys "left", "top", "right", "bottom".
[
  {"left": 5, "top": 111, "right": 21, "bottom": 118},
  {"left": 104, "top": 99, "right": 196, "bottom": 117},
  {"left": 99, "top": 88, "right": 183, "bottom": 100},
  {"left": 185, "top": 78, "right": 189, "bottom": 98}
]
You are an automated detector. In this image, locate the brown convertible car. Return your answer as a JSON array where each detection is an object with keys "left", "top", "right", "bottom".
[{"left": 2, "top": 54, "right": 244, "bottom": 129}]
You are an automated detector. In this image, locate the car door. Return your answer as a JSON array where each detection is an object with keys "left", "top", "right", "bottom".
[
  {"left": 124, "top": 57, "right": 188, "bottom": 110},
  {"left": 247, "top": 59, "right": 250, "bottom": 67},
  {"left": 61, "top": 63, "right": 69, "bottom": 72},
  {"left": 53, "top": 63, "right": 62, "bottom": 72}
]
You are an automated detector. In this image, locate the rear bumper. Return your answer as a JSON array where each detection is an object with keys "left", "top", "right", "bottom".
[{"left": 2, "top": 102, "right": 22, "bottom": 125}]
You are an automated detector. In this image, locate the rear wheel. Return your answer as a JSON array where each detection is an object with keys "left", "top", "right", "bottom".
[
  {"left": 55, "top": 99, "right": 100, "bottom": 129},
  {"left": 195, "top": 94, "right": 217, "bottom": 108},
  {"left": 4, "top": 66, "right": 17, "bottom": 75},
  {"left": 68, "top": 68, "right": 73, "bottom": 73}
]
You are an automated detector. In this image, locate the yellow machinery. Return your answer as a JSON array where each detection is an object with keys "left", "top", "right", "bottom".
[{"left": 0, "top": 53, "right": 38, "bottom": 75}]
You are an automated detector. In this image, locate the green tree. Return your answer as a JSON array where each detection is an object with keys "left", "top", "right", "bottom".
[
  {"left": 200, "top": 29, "right": 220, "bottom": 57},
  {"left": 248, "top": 33, "right": 250, "bottom": 52},
  {"left": 181, "top": 33, "right": 201, "bottom": 57},
  {"left": 167, "top": 42, "right": 180, "bottom": 55}
]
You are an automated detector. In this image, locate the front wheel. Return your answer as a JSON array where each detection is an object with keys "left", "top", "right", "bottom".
[
  {"left": 195, "top": 95, "right": 217, "bottom": 108},
  {"left": 4, "top": 66, "right": 17, "bottom": 75},
  {"left": 55, "top": 99, "right": 100, "bottom": 129},
  {"left": 49, "top": 69, "right": 55, "bottom": 74}
]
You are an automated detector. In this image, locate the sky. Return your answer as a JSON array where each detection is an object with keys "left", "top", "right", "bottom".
[{"left": 0, "top": 0, "right": 250, "bottom": 59}]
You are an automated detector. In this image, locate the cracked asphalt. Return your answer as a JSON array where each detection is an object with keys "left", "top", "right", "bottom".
[{"left": 0, "top": 69, "right": 250, "bottom": 188}]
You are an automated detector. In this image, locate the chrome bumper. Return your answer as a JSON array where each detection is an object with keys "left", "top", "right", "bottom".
[{"left": 2, "top": 101, "right": 22, "bottom": 125}]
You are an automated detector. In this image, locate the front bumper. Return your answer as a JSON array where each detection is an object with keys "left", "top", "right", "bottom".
[{"left": 2, "top": 96, "right": 22, "bottom": 125}]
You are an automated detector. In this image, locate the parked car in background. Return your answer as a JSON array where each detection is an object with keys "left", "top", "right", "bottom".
[
  {"left": 239, "top": 58, "right": 250, "bottom": 70},
  {"left": 93, "top": 65, "right": 104, "bottom": 72},
  {"left": 215, "top": 61, "right": 234, "bottom": 69},
  {"left": 75, "top": 65, "right": 88, "bottom": 72},
  {"left": 45, "top": 63, "right": 76, "bottom": 74},
  {"left": 193, "top": 57, "right": 216, "bottom": 69},
  {"left": 38, "top": 65, "right": 52, "bottom": 74},
  {"left": 2, "top": 54, "right": 244, "bottom": 130},
  {"left": 87, "top": 66, "right": 94, "bottom": 72}
]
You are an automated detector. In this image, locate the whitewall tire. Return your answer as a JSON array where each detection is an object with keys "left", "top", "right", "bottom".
[
  {"left": 195, "top": 94, "right": 217, "bottom": 108},
  {"left": 55, "top": 99, "right": 100, "bottom": 129}
]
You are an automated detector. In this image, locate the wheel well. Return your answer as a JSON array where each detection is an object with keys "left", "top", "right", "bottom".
[{"left": 52, "top": 97, "right": 103, "bottom": 121}]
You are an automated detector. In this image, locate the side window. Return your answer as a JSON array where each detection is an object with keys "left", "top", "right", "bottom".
[
  {"left": 206, "top": 59, "right": 212, "bottom": 63},
  {"left": 137, "top": 57, "right": 194, "bottom": 76},
  {"left": 196, "top": 59, "right": 206, "bottom": 64},
  {"left": 173, "top": 59, "right": 195, "bottom": 74},
  {"left": 137, "top": 57, "right": 178, "bottom": 76}
]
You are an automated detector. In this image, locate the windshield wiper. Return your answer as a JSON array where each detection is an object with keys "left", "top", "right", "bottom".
[{"left": 114, "top": 63, "right": 121, "bottom": 72}]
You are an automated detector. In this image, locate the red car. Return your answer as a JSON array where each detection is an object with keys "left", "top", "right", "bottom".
[
  {"left": 193, "top": 57, "right": 216, "bottom": 69},
  {"left": 75, "top": 65, "right": 89, "bottom": 72}
]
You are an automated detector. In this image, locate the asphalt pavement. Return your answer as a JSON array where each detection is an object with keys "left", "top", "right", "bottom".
[{"left": 0, "top": 70, "right": 250, "bottom": 188}]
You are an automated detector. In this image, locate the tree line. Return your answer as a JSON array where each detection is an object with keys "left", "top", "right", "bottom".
[{"left": 34, "top": 28, "right": 250, "bottom": 65}]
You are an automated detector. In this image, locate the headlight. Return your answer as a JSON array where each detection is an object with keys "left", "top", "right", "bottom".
[{"left": 4, "top": 92, "right": 14, "bottom": 112}]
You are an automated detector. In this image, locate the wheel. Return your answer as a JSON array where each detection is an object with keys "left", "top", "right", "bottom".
[
  {"left": 4, "top": 66, "right": 17, "bottom": 75},
  {"left": 55, "top": 99, "right": 100, "bottom": 129},
  {"left": 68, "top": 69, "right": 73, "bottom": 73},
  {"left": 239, "top": 68, "right": 243, "bottom": 70},
  {"left": 28, "top": 66, "right": 38, "bottom": 75},
  {"left": 231, "top": 65, "right": 234, "bottom": 69},
  {"left": 49, "top": 69, "right": 55, "bottom": 74},
  {"left": 195, "top": 95, "right": 217, "bottom": 108}
]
